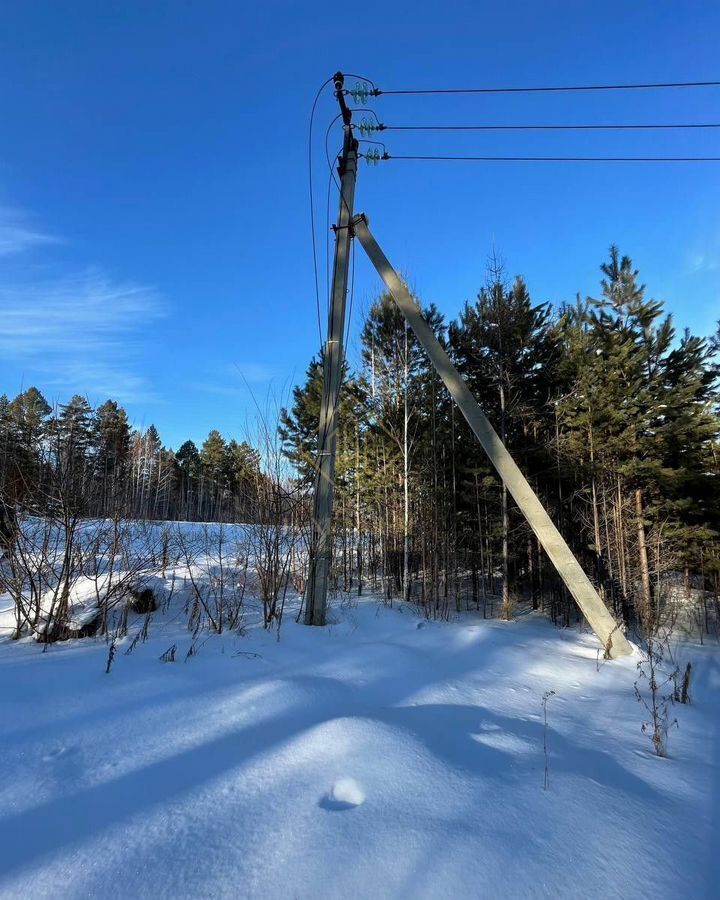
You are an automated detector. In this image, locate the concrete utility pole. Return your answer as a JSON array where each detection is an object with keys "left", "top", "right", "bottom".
[
  {"left": 305, "top": 74, "right": 358, "bottom": 626},
  {"left": 352, "top": 213, "right": 632, "bottom": 659}
]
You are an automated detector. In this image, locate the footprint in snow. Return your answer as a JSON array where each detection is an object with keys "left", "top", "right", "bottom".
[{"left": 320, "top": 778, "right": 365, "bottom": 811}]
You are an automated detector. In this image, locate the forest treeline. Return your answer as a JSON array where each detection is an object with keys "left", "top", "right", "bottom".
[
  {"left": 280, "top": 246, "right": 720, "bottom": 628},
  {"left": 1, "top": 245, "right": 719, "bottom": 633},
  {"left": 0, "top": 390, "right": 264, "bottom": 526}
]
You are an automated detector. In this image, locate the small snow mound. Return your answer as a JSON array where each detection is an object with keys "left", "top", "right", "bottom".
[{"left": 322, "top": 777, "right": 365, "bottom": 810}]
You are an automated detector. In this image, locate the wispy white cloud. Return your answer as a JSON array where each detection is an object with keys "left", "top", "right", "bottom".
[
  {"left": 228, "top": 362, "right": 281, "bottom": 384},
  {"left": 0, "top": 269, "right": 165, "bottom": 403},
  {"left": 0, "top": 203, "right": 166, "bottom": 403},
  {"left": 0, "top": 207, "right": 59, "bottom": 257},
  {"left": 185, "top": 362, "right": 282, "bottom": 397},
  {"left": 688, "top": 252, "right": 719, "bottom": 274},
  {"left": 687, "top": 225, "right": 720, "bottom": 275}
]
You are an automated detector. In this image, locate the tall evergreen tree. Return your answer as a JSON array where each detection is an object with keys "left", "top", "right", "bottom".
[
  {"left": 9, "top": 387, "right": 51, "bottom": 450},
  {"left": 92, "top": 400, "right": 130, "bottom": 514},
  {"left": 201, "top": 430, "right": 227, "bottom": 484},
  {"left": 556, "top": 247, "right": 720, "bottom": 621},
  {"left": 450, "top": 270, "right": 558, "bottom": 615}
]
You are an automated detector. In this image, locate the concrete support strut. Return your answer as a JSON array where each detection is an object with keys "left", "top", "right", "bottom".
[{"left": 352, "top": 213, "right": 632, "bottom": 658}]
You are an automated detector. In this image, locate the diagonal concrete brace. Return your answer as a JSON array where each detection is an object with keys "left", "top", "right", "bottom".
[{"left": 352, "top": 213, "right": 632, "bottom": 658}]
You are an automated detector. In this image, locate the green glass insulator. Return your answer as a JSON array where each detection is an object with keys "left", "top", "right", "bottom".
[{"left": 350, "top": 82, "right": 370, "bottom": 104}]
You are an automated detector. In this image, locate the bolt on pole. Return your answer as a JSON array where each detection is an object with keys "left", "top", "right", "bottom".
[{"left": 305, "top": 74, "right": 358, "bottom": 626}]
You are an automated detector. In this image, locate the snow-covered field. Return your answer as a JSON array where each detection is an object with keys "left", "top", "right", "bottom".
[{"left": 0, "top": 591, "right": 718, "bottom": 899}]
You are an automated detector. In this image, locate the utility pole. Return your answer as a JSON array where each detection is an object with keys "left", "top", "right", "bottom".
[{"left": 305, "top": 73, "right": 359, "bottom": 625}]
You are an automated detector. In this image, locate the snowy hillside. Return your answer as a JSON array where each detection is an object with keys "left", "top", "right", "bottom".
[{"left": 0, "top": 594, "right": 717, "bottom": 899}]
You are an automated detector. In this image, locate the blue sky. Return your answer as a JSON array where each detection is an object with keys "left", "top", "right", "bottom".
[{"left": 1, "top": 0, "right": 718, "bottom": 449}]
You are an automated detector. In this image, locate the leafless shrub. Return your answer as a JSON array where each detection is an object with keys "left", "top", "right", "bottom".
[
  {"left": 634, "top": 644, "right": 678, "bottom": 757},
  {"left": 542, "top": 689, "right": 556, "bottom": 790},
  {"left": 105, "top": 638, "right": 117, "bottom": 674},
  {"left": 125, "top": 610, "right": 153, "bottom": 656},
  {"left": 630, "top": 519, "right": 689, "bottom": 757},
  {"left": 0, "top": 477, "right": 168, "bottom": 643},
  {"left": 175, "top": 523, "right": 246, "bottom": 634},
  {"left": 75, "top": 517, "right": 165, "bottom": 637},
  {"left": 243, "top": 398, "right": 308, "bottom": 630}
]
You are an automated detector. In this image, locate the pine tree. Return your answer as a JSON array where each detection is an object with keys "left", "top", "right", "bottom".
[
  {"left": 9, "top": 387, "right": 51, "bottom": 449},
  {"left": 176, "top": 439, "right": 201, "bottom": 477},
  {"left": 450, "top": 270, "right": 558, "bottom": 617},
  {"left": 556, "top": 247, "right": 720, "bottom": 626},
  {"left": 93, "top": 400, "right": 131, "bottom": 509},
  {"left": 54, "top": 395, "right": 94, "bottom": 506},
  {"left": 279, "top": 354, "right": 361, "bottom": 484},
  {"left": 175, "top": 440, "right": 201, "bottom": 519},
  {"left": 225, "top": 439, "right": 260, "bottom": 488},
  {"left": 0, "top": 394, "right": 17, "bottom": 492},
  {"left": 200, "top": 430, "right": 227, "bottom": 481}
]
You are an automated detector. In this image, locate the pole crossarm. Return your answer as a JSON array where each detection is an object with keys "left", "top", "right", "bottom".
[{"left": 352, "top": 213, "right": 632, "bottom": 659}]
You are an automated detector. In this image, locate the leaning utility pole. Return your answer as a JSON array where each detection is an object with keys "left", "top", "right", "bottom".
[{"left": 305, "top": 73, "right": 358, "bottom": 625}]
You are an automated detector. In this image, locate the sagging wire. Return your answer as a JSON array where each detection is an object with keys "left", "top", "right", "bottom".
[
  {"left": 308, "top": 76, "right": 336, "bottom": 345},
  {"left": 380, "top": 121, "right": 720, "bottom": 132},
  {"left": 379, "top": 154, "right": 720, "bottom": 162},
  {"left": 376, "top": 79, "right": 720, "bottom": 96}
]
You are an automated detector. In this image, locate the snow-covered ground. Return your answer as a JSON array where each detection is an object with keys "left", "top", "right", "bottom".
[{"left": 0, "top": 593, "right": 718, "bottom": 899}]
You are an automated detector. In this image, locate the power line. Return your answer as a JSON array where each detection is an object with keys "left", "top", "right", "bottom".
[
  {"left": 344, "top": 236, "right": 356, "bottom": 366},
  {"left": 342, "top": 72, "right": 378, "bottom": 90},
  {"left": 377, "top": 79, "right": 720, "bottom": 96},
  {"left": 381, "top": 154, "right": 720, "bottom": 162},
  {"left": 325, "top": 116, "right": 357, "bottom": 222},
  {"left": 358, "top": 138, "right": 389, "bottom": 153},
  {"left": 381, "top": 122, "right": 720, "bottom": 131},
  {"left": 324, "top": 113, "right": 344, "bottom": 194},
  {"left": 325, "top": 164, "right": 334, "bottom": 326},
  {"left": 308, "top": 77, "right": 335, "bottom": 345}
]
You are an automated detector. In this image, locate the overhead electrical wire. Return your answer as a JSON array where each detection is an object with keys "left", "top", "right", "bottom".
[
  {"left": 324, "top": 113, "right": 344, "bottom": 194},
  {"left": 323, "top": 234, "right": 355, "bottom": 445},
  {"left": 342, "top": 72, "right": 378, "bottom": 91},
  {"left": 325, "top": 164, "right": 334, "bottom": 324},
  {"left": 310, "top": 71, "right": 719, "bottom": 444},
  {"left": 380, "top": 154, "right": 720, "bottom": 162},
  {"left": 380, "top": 122, "right": 720, "bottom": 132},
  {"left": 323, "top": 111, "right": 361, "bottom": 324},
  {"left": 314, "top": 71, "right": 720, "bottom": 389},
  {"left": 324, "top": 111, "right": 358, "bottom": 221},
  {"left": 358, "top": 138, "right": 389, "bottom": 152},
  {"left": 376, "top": 79, "right": 720, "bottom": 96},
  {"left": 344, "top": 235, "right": 356, "bottom": 363},
  {"left": 320, "top": 102, "right": 358, "bottom": 406},
  {"left": 316, "top": 91, "right": 364, "bottom": 457},
  {"left": 308, "top": 76, "right": 335, "bottom": 344}
]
